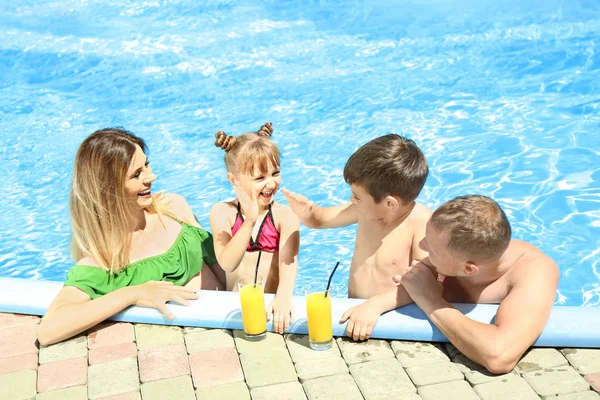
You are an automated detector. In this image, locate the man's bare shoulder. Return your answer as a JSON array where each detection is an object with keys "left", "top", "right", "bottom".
[{"left": 506, "top": 240, "right": 559, "bottom": 286}]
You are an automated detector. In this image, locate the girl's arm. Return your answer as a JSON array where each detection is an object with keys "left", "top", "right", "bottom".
[
  {"left": 267, "top": 207, "right": 300, "bottom": 333},
  {"left": 38, "top": 281, "right": 199, "bottom": 346},
  {"left": 209, "top": 192, "right": 260, "bottom": 273}
]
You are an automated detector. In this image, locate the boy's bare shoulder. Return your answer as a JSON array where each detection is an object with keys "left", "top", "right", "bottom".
[{"left": 409, "top": 202, "right": 433, "bottom": 222}]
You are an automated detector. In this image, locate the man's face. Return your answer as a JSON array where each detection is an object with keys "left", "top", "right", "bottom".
[
  {"left": 420, "top": 221, "right": 464, "bottom": 277},
  {"left": 349, "top": 184, "right": 389, "bottom": 220}
]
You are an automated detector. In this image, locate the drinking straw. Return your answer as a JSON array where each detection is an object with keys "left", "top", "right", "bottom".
[
  {"left": 253, "top": 251, "right": 262, "bottom": 288},
  {"left": 324, "top": 261, "right": 340, "bottom": 297}
]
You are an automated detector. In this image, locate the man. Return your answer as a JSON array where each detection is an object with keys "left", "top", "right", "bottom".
[{"left": 352, "top": 195, "right": 559, "bottom": 373}]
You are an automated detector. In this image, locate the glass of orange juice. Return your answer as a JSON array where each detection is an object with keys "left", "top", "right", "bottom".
[
  {"left": 238, "top": 275, "right": 267, "bottom": 341},
  {"left": 305, "top": 290, "right": 333, "bottom": 350}
]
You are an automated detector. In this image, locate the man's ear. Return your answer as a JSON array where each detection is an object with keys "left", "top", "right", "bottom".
[
  {"left": 464, "top": 261, "right": 479, "bottom": 276},
  {"left": 385, "top": 195, "right": 400, "bottom": 210},
  {"left": 227, "top": 172, "right": 236, "bottom": 186}
]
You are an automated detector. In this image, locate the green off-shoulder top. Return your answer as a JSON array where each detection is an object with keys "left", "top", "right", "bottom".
[{"left": 64, "top": 223, "right": 217, "bottom": 299}]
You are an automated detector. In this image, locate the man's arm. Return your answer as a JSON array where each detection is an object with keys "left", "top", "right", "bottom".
[{"left": 404, "top": 261, "right": 559, "bottom": 373}]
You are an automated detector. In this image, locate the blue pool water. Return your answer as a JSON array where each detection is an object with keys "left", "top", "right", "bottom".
[{"left": 0, "top": 0, "right": 598, "bottom": 305}]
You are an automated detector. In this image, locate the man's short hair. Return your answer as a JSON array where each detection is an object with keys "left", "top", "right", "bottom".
[
  {"left": 343, "top": 134, "right": 428, "bottom": 204},
  {"left": 431, "top": 195, "right": 511, "bottom": 262}
]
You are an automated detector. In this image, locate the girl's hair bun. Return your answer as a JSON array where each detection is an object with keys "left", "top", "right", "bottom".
[
  {"left": 256, "top": 122, "right": 273, "bottom": 138},
  {"left": 215, "top": 130, "right": 236, "bottom": 152}
]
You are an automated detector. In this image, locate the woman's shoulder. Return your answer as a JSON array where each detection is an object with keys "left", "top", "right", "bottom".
[
  {"left": 161, "top": 193, "right": 198, "bottom": 225},
  {"left": 162, "top": 193, "right": 189, "bottom": 213},
  {"left": 75, "top": 256, "right": 101, "bottom": 268}
]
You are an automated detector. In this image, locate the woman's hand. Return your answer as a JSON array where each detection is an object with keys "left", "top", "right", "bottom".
[
  {"left": 132, "top": 281, "right": 199, "bottom": 319},
  {"left": 267, "top": 295, "right": 295, "bottom": 334}
]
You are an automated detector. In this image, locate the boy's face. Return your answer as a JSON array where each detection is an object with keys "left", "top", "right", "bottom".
[
  {"left": 349, "top": 184, "right": 390, "bottom": 220},
  {"left": 420, "top": 221, "right": 464, "bottom": 277}
]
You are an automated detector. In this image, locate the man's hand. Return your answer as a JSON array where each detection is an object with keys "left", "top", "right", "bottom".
[
  {"left": 339, "top": 301, "right": 382, "bottom": 341},
  {"left": 395, "top": 261, "right": 443, "bottom": 309},
  {"left": 282, "top": 188, "right": 315, "bottom": 220}
]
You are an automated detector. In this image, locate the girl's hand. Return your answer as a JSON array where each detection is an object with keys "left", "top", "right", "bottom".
[
  {"left": 282, "top": 188, "right": 314, "bottom": 220},
  {"left": 132, "top": 281, "right": 198, "bottom": 319},
  {"left": 233, "top": 181, "right": 262, "bottom": 223},
  {"left": 267, "top": 295, "right": 295, "bottom": 334}
]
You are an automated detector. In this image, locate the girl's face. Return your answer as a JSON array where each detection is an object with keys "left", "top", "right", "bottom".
[
  {"left": 124, "top": 144, "right": 156, "bottom": 209},
  {"left": 230, "top": 162, "right": 281, "bottom": 208}
]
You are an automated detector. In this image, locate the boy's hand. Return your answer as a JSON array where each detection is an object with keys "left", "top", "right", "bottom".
[
  {"left": 132, "top": 281, "right": 198, "bottom": 319},
  {"left": 282, "top": 188, "right": 314, "bottom": 220},
  {"left": 267, "top": 296, "right": 295, "bottom": 334},
  {"left": 339, "top": 301, "right": 382, "bottom": 341}
]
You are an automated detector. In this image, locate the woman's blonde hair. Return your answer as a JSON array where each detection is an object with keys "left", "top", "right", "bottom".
[
  {"left": 214, "top": 122, "right": 281, "bottom": 175},
  {"left": 70, "top": 127, "right": 175, "bottom": 274}
]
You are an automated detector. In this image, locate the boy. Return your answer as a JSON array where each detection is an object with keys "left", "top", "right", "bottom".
[
  {"left": 396, "top": 195, "right": 559, "bottom": 373},
  {"left": 283, "top": 134, "right": 431, "bottom": 340}
]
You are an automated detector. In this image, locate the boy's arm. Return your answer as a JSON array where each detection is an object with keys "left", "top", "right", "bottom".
[
  {"left": 267, "top": 208, "right": 300, "bottom": 334},
  {"left": 339, "top": 261, "right": 437, "bottom": 341},
  {"left": 340, "top": 282, "right": 415, "bottom": 341},
  {"left": 282, "top": 188, "right": 358, "bottom": 228},
  {"left": 402, "top": 260, "right": 559, "bottom": 373}
]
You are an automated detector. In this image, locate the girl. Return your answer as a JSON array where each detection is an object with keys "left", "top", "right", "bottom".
[
  {"left": 38, "top": 128, "right": 223, "bottom": 345},
  {"left": 210, "top": 122, "right": 300, "bottom": 334}
]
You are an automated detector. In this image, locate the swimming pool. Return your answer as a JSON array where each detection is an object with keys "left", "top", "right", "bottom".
[{"left": 0, "top": 0, "right": 598, "bottom": 306}]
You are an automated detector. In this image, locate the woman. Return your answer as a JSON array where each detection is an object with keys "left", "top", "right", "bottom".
[{"left": 38, "top": 127, "right": 223, "bottom": 345}]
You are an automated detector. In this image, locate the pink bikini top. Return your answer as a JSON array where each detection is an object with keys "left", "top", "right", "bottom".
[{"left": 231, "top": 202, "right": 280, "bottom": 253}]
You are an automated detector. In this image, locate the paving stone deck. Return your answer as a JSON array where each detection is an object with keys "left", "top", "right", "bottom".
[{"left": 1, "top": 312, "right": 599, "bottom": 400}]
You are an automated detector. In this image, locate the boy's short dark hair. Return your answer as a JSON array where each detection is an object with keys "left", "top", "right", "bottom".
[
  {"left": 431, "top": 195, "right": 512, "bottom": 262},
  {"left": 343, "top": 134, "right": 428, "bottom": 204}
]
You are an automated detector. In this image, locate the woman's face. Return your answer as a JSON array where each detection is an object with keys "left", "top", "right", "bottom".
[{"left": 124, "top": 145, "right": 156, "bottom": 209}]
